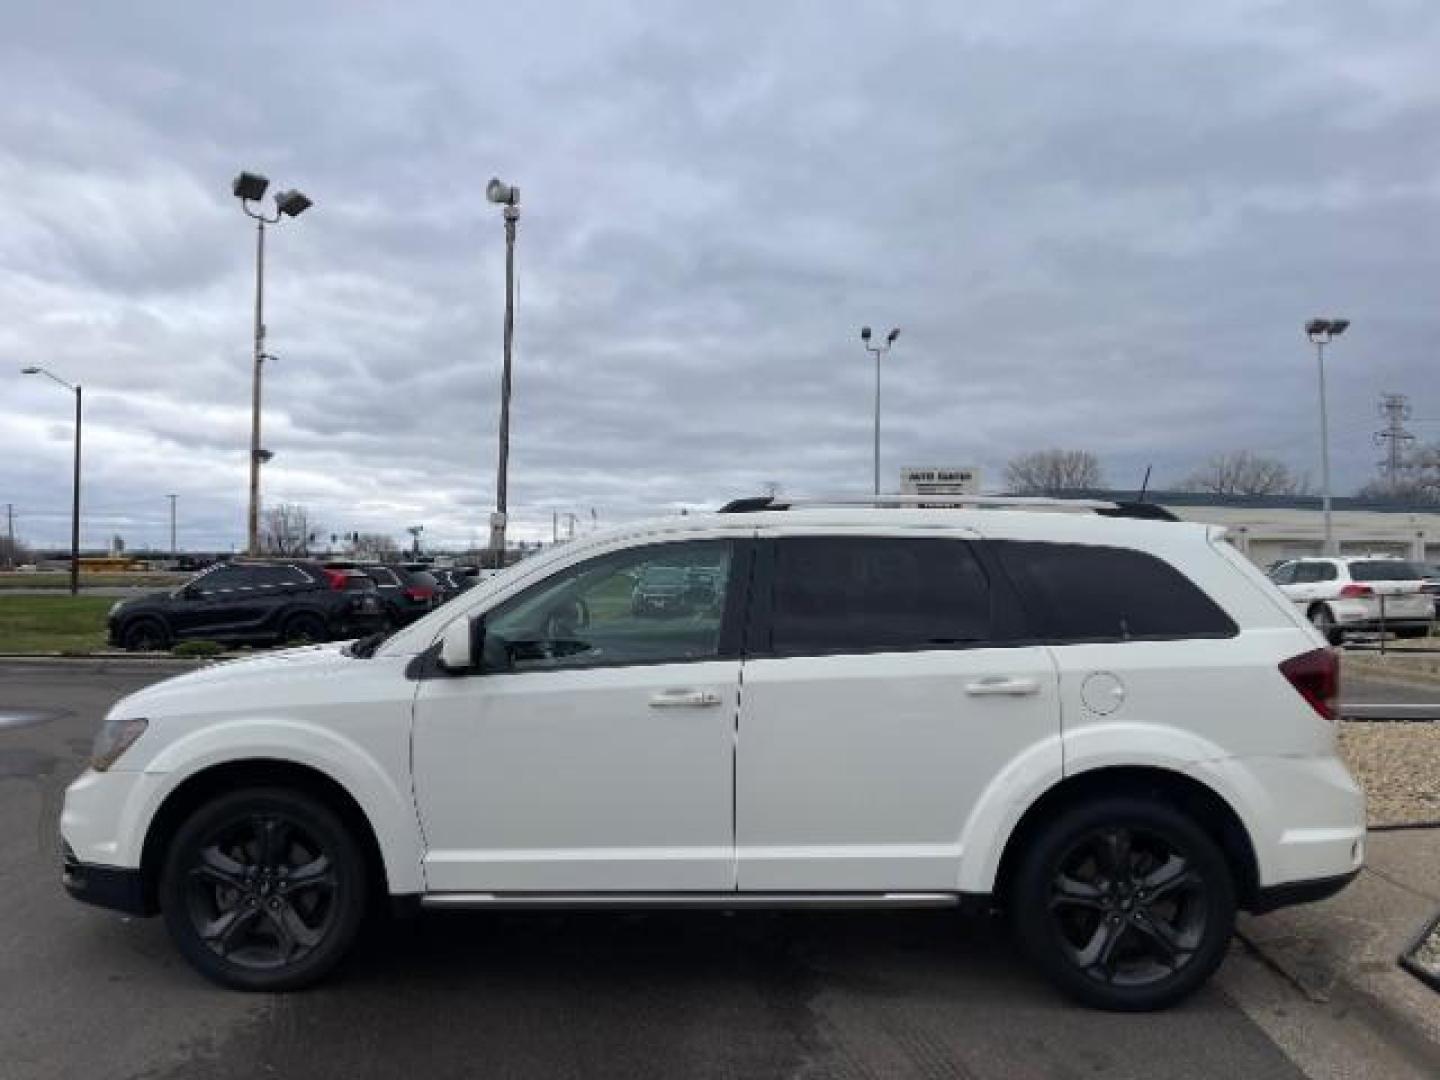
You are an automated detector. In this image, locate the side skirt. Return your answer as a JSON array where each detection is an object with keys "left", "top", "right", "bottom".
[{"left": 420, "top": 892, "right": 965, "bottom": 911}]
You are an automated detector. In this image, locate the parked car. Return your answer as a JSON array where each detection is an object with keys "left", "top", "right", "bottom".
[
  {"left": 106, "top": 560, "right": 385, "bottom": 651},
  {"left": 64, "top": 497, "right": 1364, "bottom": 1011},
  {"left": 1267, "top": 555, "right": 1434, "bottom": 643},
  {"left": 630, "top": 564, "right": 691, "bottom": 616},
  {"left": 357, "top": 564, "right": 441, "bottom": 628},
  {"left": 428, "top": 566, "right": 478, "bottom": 601}
]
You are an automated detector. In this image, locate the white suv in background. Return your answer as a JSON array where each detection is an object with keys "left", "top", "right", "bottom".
[
  {"left": 61, "top": 497, "right": 1365, "bottom": 1011},
  {"left": 1267, "top": 555, "right": 1435, "bottom": 644}
]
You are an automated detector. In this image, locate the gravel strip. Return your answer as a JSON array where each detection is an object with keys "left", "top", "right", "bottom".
[{"left": 1339, "top": 721, "right": 1440, "bottom": 826}]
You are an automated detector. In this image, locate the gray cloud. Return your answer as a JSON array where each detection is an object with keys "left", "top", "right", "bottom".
[{"left": 4, "top": 0, "right": 1440, "bottom": 550}]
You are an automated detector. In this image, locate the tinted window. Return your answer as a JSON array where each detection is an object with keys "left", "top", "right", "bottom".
[
  {"left": 1268, "top": 562, "right": 1296, "bottom": 585},
  {"left": 1350, "top": 560, "right": 1426, "bottom": 582},
  {"left": 249, "top": 565, "right": 309, "bottom": 587},
  {"left": 770, "top": 537, "right": 991, "bottom": 655},
  {"left": 486, "top": 541, "right": 733, "bottom": 671},
  {"left": 993, "top": 541, "right": 1236, "bottom": 641},
  {"left": 194, "top": 565, "right": 251, "bottom": 592},
  {"left": 1293, "top": 562, "right": 1335, "bottom": 583}
]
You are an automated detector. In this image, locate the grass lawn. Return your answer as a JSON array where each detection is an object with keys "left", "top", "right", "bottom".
[{"left": 0, "top": 595, "right": 112, "bottom": 653}]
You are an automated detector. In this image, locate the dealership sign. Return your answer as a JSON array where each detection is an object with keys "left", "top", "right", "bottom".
[{"left": 900, "top": 467, "right": 982, "bottom": 499}]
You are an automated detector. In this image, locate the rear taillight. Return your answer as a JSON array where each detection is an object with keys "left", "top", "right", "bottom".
[
  {"left": 1280, "top": 648, "right": 1340, "bottom": 722},
  {"left": 1339, "top": 583, "right": 1373, "bottom": 599},
  {"left": 324, "top": 569, "right": 347, "bottom": 591},
  {"left": 404, "top": 587, "right": 433, "bottom": 602}
]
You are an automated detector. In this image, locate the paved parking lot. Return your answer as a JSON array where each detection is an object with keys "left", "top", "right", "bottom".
[{"left": 1, "top": 660, "right": 1434, "bottom": 1079}]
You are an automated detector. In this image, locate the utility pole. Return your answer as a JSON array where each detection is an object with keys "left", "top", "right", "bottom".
[
  {"left": 4, "top": 503, "right": 13, "bottom": 569},
  {"left": 1374, "top": 393, "right": 1415, "bottom": 490},
  {"left": 167, "top": 494, "right": 178, "bottom": 561}
]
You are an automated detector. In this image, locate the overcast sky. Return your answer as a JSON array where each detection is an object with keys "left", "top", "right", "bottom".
[{"left": 3, "top": 0, "right": 1439, "bottom": 551}]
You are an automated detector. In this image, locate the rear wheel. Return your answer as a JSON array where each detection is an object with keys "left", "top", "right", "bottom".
[
  {"left": 121, "top": 618, "right": 170, "bottom": 652},
  {"left": 281, "top": 611, "right": 328, "bottom": 644},
  {"left": 159, "top": 787, "right": 367, "bottom": 991},
  {"left": 1309, "top": 604, "right": 1342, "bottom": 645},
  {"left": 1012, "top": 797, "right": 1236, "bottom": 1011}
]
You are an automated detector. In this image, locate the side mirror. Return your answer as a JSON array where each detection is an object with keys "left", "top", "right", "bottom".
[{"left": 438, "top": 618, "right": 475, "bottom": 672}]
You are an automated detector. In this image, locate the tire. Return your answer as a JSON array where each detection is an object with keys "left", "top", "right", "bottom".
[
  {"left": 121, "top": 618, "right": 170, "bottom": 652},
  {"left": 1309, "top": 604, "right": 1342, "bottom": 645},
  {"left": 159, "top": 786, "right": 367, "bottom": 991},
  {"left": 1011, "top": 796, "right": 1236, "bottom": 1012},
  {"left": 281, "top": 611, "right": 328, "bottom": 645}
]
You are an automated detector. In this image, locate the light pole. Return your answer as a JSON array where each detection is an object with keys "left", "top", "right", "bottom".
[
  {"left": 21, "top": 366, "right": 82, "bottom": 595},
  {"left": 1305, "top": 317, "right": 1350, "bottom": 555},
  {"left": 485, "top": 176, "right": 520, "bottom": 568},
  {"left": 167, "top": 494, "right": 178, "bottom": 561},
  {"left": 860, "top": 326, "right": 901, "bottom": 495},
  {"left": 233, "top": 171, "right": 312, "bottom": 556}
]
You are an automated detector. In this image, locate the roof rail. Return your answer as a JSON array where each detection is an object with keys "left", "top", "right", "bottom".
[{"left": 716, "top": 494, "right": 1179, "bottom": 522}]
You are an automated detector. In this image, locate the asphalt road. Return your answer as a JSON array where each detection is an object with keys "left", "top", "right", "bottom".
[{"left": 2, "top": 659, "right": 1435, "bottom": 1080}]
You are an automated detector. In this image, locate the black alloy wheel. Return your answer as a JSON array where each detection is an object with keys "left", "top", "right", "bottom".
[
  {"left": 160, "top": 788, "right": 366, "bottom": 990},
  {"left": 282, "top": 612, "right": 328, "bottom": 645},
  {"left": 1013, "top": 797, "right": 1235, "bottom": 1011},
  {"left": 121, "top": 618, "right": 170, "bottom": 652}
]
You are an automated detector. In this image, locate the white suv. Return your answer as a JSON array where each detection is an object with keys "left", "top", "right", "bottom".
[
  {"left": 1267, "top": 555, "right": 1435, "bottom": 644},
  {"left": 61, "top": 498, "right": 1364, "bottom": 1011}
]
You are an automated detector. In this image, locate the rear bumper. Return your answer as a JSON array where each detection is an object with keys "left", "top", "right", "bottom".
[{"left": 1249, "top": 868, "right": 1361, "bottom": 914}]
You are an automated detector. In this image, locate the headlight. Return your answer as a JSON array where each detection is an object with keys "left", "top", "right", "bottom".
[{"left": 91, "top": 716, "right": 148, "bottom": 771}]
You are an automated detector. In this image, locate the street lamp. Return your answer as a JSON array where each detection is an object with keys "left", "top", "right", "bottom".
[
  {"left": 233, "top": 171, "right": 312, "bottom": 555},
  {"left": 21, "top": 366, "right": 82, "bottom": 595},
  {"left": 1305, "top": 317, "right": 1350, "bottom": 555},
  {"left": 860, "top": 326, "right": 901, "bottom": 496},
  {"left": 485, "top": 176, "right": 520, "bottom": 567}
]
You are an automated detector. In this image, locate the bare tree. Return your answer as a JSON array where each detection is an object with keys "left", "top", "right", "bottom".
[
  {"left": 1357, "top": 443, "right": 1440, "bottom": 503},
  {"left": 1178, "top": 451, "right": 1309, "bottom": 496},
  {"left": 259, "top": 503, "right": 319, "bottom": 556},
  {"left": 349, "top": 532, "right": 400, "bottom": 561},
  {"left": 1005, "top": 449, "right": 1105, "bottom": 494}
]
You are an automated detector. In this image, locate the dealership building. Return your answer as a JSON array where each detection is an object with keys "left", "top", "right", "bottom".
[{"left": 1097, "top": 490, "right": 1440, "bottom": 567}]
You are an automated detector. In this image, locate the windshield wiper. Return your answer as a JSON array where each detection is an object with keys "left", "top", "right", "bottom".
[{"left": 347, "top": 631, "right": 388, "bottom": 659}]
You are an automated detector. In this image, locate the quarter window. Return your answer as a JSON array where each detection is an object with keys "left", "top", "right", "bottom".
[
  {"left": 993, "top": 541, "right": 1237, "bottom": 641},
  {"left": 485, "top": 541, "right": 733, "bottom": 671},
  {"left": 769, "top": 537, "right": 992, "bottom": 655}
]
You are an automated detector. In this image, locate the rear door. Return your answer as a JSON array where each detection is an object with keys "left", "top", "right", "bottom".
[
  {"left": 735, "top": 529, "right": 1061, "bottom": 892},
  {"left": 180, "top": 565, "right": 269, "bottom": 639}
]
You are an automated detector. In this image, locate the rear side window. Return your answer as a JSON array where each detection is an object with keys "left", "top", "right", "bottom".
[
  {"left": 770, "top": 537, "right": 991, "bottom": 655},
  {"left": 993, "top": 541, "right": 1237, "bottom": 642},
  {"left": 1294, "top": 562, "right": 1336, "bottom": 583},
  {"left": 1349, "top": 560, "right": 1426, "bottom": 582}
]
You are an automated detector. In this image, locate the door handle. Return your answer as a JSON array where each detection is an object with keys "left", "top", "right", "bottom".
[
  {"left": 964, "top": 676, "right": 1040, "bottom": 697},
  {"left": 648, "top": 689, "right": 722, "bottom": 708}
]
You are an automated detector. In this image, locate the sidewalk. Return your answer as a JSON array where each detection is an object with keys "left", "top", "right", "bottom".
[{"left": 1238, "top": 827, "right": 1440, "bottom": 1064}]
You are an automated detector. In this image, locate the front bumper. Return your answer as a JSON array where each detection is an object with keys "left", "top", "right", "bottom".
[{"left": 61, "top": 844, "right": 153, "bottom": 916}]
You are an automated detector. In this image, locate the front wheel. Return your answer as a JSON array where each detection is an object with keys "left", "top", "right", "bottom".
[
  {"left": 159, "top": 787, "right": 367, "bottom": 991},
  {"left": 1011, "top": 797, "right": 1236, "bottom": 1011}
]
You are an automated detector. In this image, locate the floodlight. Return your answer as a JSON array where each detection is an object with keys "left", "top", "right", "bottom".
[
  {"left": 232, "top": 172, "right": 270, "bottom": 202},
  {"left": 486, "top": 177, "right": 519, "bottom": 205},
  {"left": 1329, "top": 318, "right": 1350, "bottom": 336},
  {"left": 274, "top": 189, "right": 312, "bottom": 218},
  {"left": 860, "top": 326, "right": 872, "bottom": 342},
  {"left": 887, "top": 328, "right": 900, "bottom": 344}
]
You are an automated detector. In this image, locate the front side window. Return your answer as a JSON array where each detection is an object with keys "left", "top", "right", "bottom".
[
  {"left": 193, "top": 565, "right": 250, "bottom": 593},
  {"left": 769, "top": 536, "right": 992, "bottom": 655},
  {"left": 485, "top": 541, "right": 733, "bottom": 671},
  {"left": 1269, "top": 563, "right": 1297, "bottom": 585},
  {"left": 994, "top": 541, "right": 1237, "bottom": 642}
]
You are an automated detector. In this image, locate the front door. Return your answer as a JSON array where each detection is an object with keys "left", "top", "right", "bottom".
[
  {"left": 412, "top": 538, "right": 747, "bottom": 893},
  {"left": 736, "top": 532, "right": 1061, "bottom": 892}
]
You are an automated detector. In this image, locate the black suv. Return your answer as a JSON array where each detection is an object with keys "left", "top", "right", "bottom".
[{"left": 107, "top": 560, "right": 385, "bottom": 651}]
